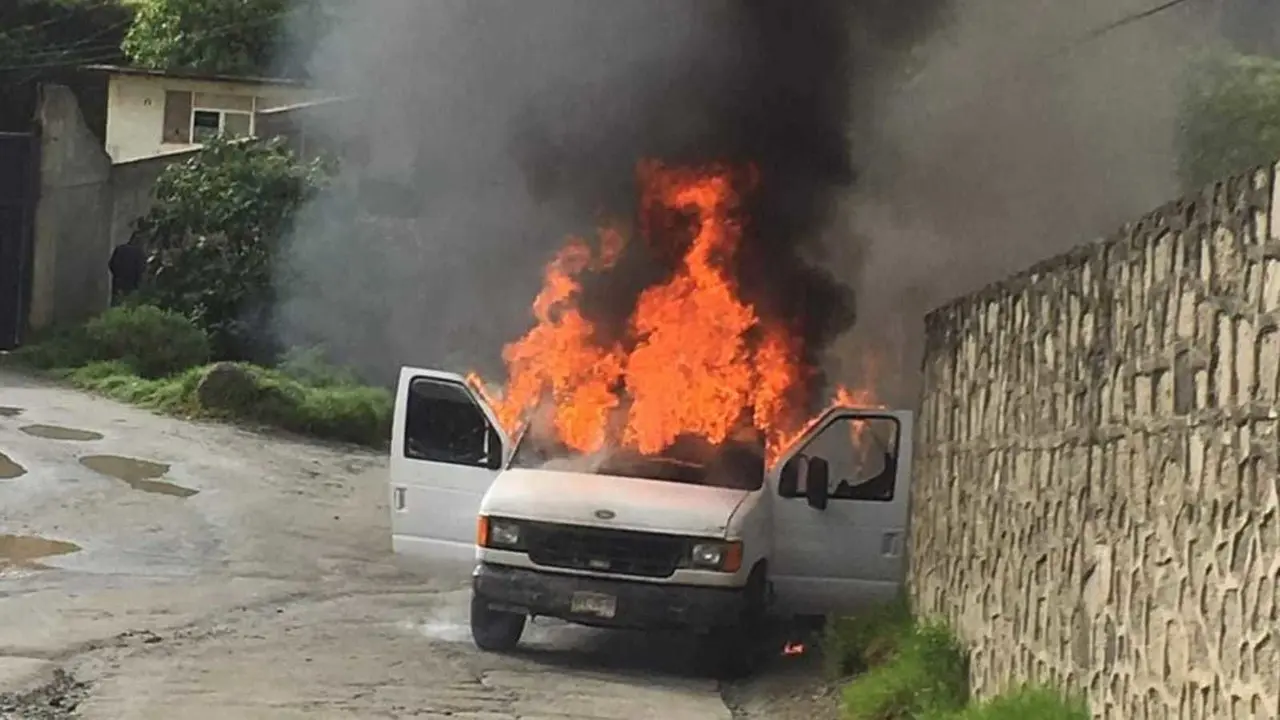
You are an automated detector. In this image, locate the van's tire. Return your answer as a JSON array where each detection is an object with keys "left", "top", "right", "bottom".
[
  {"left": 701, "top": 569, "right": 768, "bottom": 680},
  {"left": 469, "top": 594, "right": 526, "bottom": 652}
]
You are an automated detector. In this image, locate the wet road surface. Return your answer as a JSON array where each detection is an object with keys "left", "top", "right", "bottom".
[
  {"left": 0, "top": 369, "right": 750, "bottom": 719},
  {"left": 0, "top": 370, "right": 848, "bottom": 719}
]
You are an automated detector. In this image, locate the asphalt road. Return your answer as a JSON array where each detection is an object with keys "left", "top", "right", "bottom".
[{"left": 0, "top": 370, "right": 837, "bottom": 720}]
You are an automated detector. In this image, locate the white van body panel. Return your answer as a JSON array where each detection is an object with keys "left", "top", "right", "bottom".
[
  {"left": 480, "top": 467, "right": 750, "bottom": 538},
  {"left": 389, "top": 367, "right": 510, "bottom": 572},
  {"left": 389, "top": 365, "right": 914, "bottom": 620},
  {"left": 767, "top": 408, "right": 914, "bottom": 615},
  {"left": 723, "top": 489, "right": 770, "bottom": 582}
]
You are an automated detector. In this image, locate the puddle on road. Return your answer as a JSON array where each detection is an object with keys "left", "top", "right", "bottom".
[
  {"left": 20, "top": 424, "right": 103, "bottom": 442},
  {"left": 0, "top": 534, "right": 80, "bottom": 570},
  {"left": 0, "top": 450, "right": 25, "bottom": 479},
  {"left": 0, "top": 406, "right": 23, "bottom": 417},
  {"left": 79, "top": 455, "right": 198, "bottom": 498}
]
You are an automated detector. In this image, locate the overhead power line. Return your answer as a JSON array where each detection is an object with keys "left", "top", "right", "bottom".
[{"left": 1047, "top": 0, "right": 1201, "bottom": 60}]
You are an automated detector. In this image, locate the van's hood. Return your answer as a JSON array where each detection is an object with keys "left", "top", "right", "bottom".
[{"left": 480, "top": 468, "right": 750, "bottom": 538}]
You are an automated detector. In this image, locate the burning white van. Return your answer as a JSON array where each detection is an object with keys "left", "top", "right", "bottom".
[{"left": 389, "top": 366, "right": 912, "bottom": 675}]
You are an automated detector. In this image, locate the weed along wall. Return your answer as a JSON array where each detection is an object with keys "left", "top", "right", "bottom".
[{"left": 909, "top": 163, "right": 1280, "bottom": 718}]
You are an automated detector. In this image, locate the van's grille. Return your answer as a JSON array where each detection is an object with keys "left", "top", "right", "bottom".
[{"left": 524, "top": 523, "right": 687, "bottom": 578}]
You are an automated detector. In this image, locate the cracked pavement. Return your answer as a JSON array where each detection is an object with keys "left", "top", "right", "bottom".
[{"left": 1, "top": 370, "right": 754, "bottom": 719}]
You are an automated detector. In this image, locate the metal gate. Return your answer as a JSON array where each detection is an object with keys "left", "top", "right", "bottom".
[{"left": 0, "top": 131, "right": 36, "bottom": 350}]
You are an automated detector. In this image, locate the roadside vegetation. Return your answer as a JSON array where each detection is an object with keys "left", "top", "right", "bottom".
[
  {"left": 822, "top": 598, "right": 1089, "bottom": 720},
  {"left": 7, "top": 304, "right": 391, "bottom": 447},
  {"left": 1179, "top": 51, "right": 1280, "bottom": 190},
  {"left": 4, "top": 137, "right": 391, "bottom": 448}
]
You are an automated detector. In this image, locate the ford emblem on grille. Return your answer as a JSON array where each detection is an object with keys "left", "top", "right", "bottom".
[{"left": 594, "top": 509, "right": 616, "bottom": 520}]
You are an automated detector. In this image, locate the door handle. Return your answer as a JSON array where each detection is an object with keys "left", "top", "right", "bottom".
[{"left": 880, "top": 532, "right": 902, "bottom": 557}]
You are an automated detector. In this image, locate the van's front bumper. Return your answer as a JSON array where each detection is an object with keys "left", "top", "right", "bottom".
[{"left": 472, "top": 562, "right": 745, "bottom": 632}]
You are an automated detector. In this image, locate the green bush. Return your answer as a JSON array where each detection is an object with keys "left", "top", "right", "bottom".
[
  {"left": 11, "top": 305, "right": 209, "bottom": 379},
  {"left": 8, "top": 323, "right": 99, "bottom": 370},
  {"left": 841, "top": 620, "right": 969, "bottom": 720},
  {"left": 83, "top": 304, "right": 210, "bottom": 378},
  {"left": 136, "top": 136, "right": 332, "bottom": 361},
  {"left": 10, "top": 305, "right": 389, "bottom": 448}
]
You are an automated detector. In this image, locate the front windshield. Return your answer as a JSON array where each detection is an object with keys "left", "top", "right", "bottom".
[{"left": 509, "top": 430, "right": 765, "bottom": 492}]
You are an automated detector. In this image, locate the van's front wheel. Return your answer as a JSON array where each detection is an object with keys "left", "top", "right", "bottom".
[
  {"left": 469, "top": 594, "right": 526, "bottom": 652},
  {"left": 701, "top": 570, "right": 768, "bottom": 679}
]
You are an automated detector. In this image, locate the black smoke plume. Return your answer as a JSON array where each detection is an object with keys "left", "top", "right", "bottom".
[
  {"left": 277, "top": 0, "right": 950, "bottom": 392},
  {"left": 509, "top": 0, "right": 949, "bottom": 403}
]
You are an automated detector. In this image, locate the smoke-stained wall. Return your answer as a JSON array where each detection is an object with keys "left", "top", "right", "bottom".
[{"left": 911, "top": 163, "right": 1280, "bottom": 717}]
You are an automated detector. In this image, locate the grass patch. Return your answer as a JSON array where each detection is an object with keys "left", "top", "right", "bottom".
[
  {"left": 65, "top": 361, "right": 202, "bottom": 412},
  {"left": 930, "top": 685, "right": 1090, "bottom": 720},
  {"left": 200, "top": 362, "right": 392, "bottom": 446},
  {"left": 63, "top": 361, "right": 392, "bottom": 447},
  {"left": 825, "top": 602, "right": 1088, "bottom": 720},
  {"left": 841, "top": 620, "right": 969, "bottom": 719},
  {"left": 823, "top": 594, "right": 914, "bottom": 679},
  {"left": 8, "top": 306, "right": 392, "bottom": 448}
]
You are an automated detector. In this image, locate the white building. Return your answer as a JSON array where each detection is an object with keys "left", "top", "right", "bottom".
[{"left": 86, "top": 64, "right": 321, "bottom": 163}]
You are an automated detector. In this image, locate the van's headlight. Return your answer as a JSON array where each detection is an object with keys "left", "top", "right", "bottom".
[
  {"left": 476, "top": 516, "right": 526, "bottom": 550},
  {"left": 686, "top": 540, "right": 743, "bottom": 572}
]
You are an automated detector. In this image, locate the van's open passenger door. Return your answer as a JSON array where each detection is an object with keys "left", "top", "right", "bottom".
[
  {"left": 768, "top": 408, "right": 913, "bottom": 616},
  {"left": 390, "top": 367, "right": 512, "bottom": 570}
]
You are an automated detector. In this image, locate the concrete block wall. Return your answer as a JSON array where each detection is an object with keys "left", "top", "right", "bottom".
[
  {"left": 910, "top": 164, "right": 1280, "bottom": 719},
  {"left": 29, "top": 84, "right": 197, "bottom": 331}
]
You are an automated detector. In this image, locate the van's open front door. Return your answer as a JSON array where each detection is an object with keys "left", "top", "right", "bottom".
[
  {"left": 390, "top": 367, "right": 512, "bottom": 571},
  {"left": 768, "top": 408, "right": 913, "bottom": 616}
]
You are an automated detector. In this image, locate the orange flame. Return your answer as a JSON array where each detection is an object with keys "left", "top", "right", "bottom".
[
  {"left": 470, "top": 229, "right": 628, "bottom": 454},
  {"left": 476, "top": 161, "right": 879, "bottom": 463},
  {"left": 782, "top": 641, "right": 806, "bottom": 656}
]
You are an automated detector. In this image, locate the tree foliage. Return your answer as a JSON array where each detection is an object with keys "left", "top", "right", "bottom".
[
  {"left": 0, "top": 0, "right": 132, "bottom": 68},
  {"left": 1178, "top": 52, "right": 1280, "bottom": 190},
  {"left": 136, "top": 136, "right": 332, "bottom": 361},
  {"left": 122, "top": 0, "right": 288, "bottom": 76}
]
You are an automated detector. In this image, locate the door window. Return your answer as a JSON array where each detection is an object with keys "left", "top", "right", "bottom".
[
  {"left": 192, "top": 110, "right": 221, "bottom": 142},
  {"left": 780, "top": 416, "right": 899, "bottom": 502},
  {"left": 404, "top": 378, "right": 498, "bottom": 467}
]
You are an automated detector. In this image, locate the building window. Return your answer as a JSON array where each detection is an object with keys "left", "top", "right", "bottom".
[
  {"left": 163, "top": 90, "right": 258, "bottom": 145},
  {"left": 191, "top": 109, "right": 252, "bottom": 141},
  {"left": 192, "top": 110, "right": 220, "bottom": 141}
]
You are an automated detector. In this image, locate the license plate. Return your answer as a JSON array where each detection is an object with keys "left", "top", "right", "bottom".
[{"left": 570, "top": 591, "right": 617, "bottom": 618}]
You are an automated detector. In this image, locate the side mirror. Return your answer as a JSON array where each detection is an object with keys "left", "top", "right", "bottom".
[
  {"left": 806, "top": 456, "right": 830, "bottom": 511},
  {"left": 484, "top": 426, "right": 503, "bottom": 470}
]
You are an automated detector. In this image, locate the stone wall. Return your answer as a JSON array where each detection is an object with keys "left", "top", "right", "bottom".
[{"left": 909, "top": 163, "right": 1280, "bottom": 718}]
